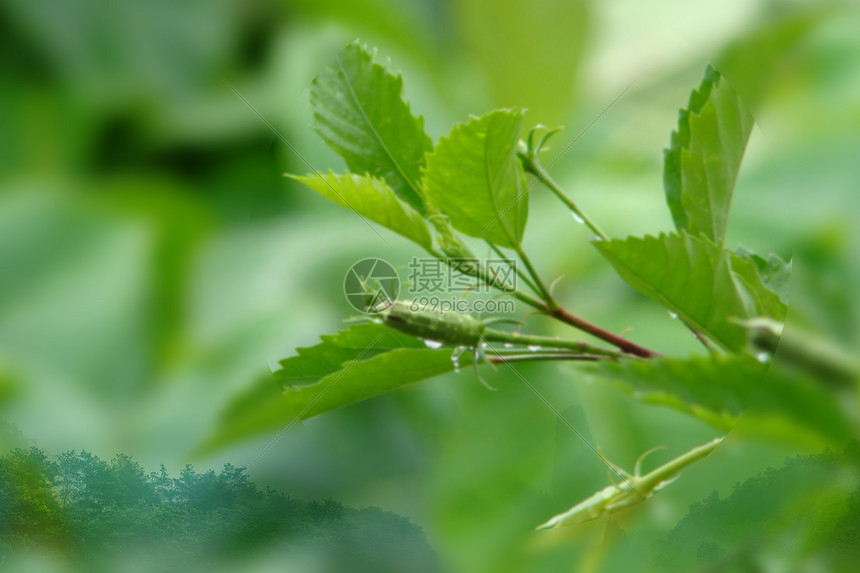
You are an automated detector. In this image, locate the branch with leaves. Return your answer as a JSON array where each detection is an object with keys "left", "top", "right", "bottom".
[{"left": 205, "top": 42, "right": 790, "bottom": 527}]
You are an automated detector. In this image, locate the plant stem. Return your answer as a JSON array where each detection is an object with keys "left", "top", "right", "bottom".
[
  {"left": 517, "top": 154, "right": 660, "bottom": 357},
  {"left": 520, "top": 154, "right": 608, "bottom": 241},
  {"left": 488, "top": 242, "right": 540, "bottom": 296},
  {"left": 482, "top": 327, "right": 623, "bottom": 358},
  {"left": 487, "top": 353, "right": 602, "bottom": 364},
  {"left": 452, "top": 259, "right": 658, "bottom": 358},
  {"left": 427, "top": 220, "right": 660, "bottom": 359},
  {"left": 547, "top": 307, "right": 659, "bottom": 358},
  {"left": 512, "top": 243, "right": 554, "bottom": 305},
  {"left": 463, "top": 248, "right": 659, "bottom": 358}
]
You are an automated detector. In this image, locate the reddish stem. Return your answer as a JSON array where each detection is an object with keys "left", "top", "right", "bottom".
[{"left": 547, "top": 307, "right": 660, "bottom": 359}]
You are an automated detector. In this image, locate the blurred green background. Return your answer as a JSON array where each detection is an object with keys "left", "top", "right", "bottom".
[{"left": 2, "top": 0, "right": 859, "bottom": 571}]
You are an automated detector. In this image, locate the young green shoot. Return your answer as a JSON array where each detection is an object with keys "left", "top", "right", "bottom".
[
  {"left": 519, "top": 125, "right": 608, "bottom": 241},
  {"left": 537, "top": 437, "right": 723, "bottom": 529}
]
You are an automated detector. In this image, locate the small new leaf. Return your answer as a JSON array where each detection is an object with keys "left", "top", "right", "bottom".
[
  {"left": 423, "top": 109, "right": 528, "bottom": 248},
  {"left": 735, "top": 246, "right": 791, "bottom": 304},
  {"left": 664, "top": 65, "right": 754, "bottom": 244},
  {"left": 289, "top": 172, "right": 433, "bottom": 250},
  {"left": 310, "top": 42, "right": 432, "bottom": 214}
]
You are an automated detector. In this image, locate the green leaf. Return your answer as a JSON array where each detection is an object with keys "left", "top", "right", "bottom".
[
  {"left": 735, "top": 246, "right": 791, "bottom": 304},
  {"left": 593, "top": 232, "right": 786, "bottom": 352},
  {"left": 288, "top": 172, "right": 433, "bottom": 250},
  {"left": 582, "top": 355, "right": 767, "bottom": 431},
  {"left": 664, "top": 65, "right": 754, "bottom": 244},
  {"left": 309, "top": 42, "right": 432, "bottom": 214},
  {"left": 198, "top": 323, "right": 471, "bottom": 453},
  {"left": 273, "top": 322, "right": 430, "bottom": 389},
  {"left": 729, "top": 251, "right": 790, "bottom": 321},
  {"left": 423, "top": 109, "right": 528, "bottom": 248}
]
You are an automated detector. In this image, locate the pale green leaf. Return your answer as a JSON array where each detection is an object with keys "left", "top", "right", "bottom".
[
  {"left": 310, "top": 42, "right": 432, "bottom": 214},
  {"left": 422, "top": 109, "right": 528, "bottom": 248},
  {"left": 288, "top": 172, "right": 432, "bottom": 250},
  {"left": 664, "top": 65, "right": 754, "bottom": 244},
  {"left": 593, "top": 232, "right": 786, "bottom": 352}
]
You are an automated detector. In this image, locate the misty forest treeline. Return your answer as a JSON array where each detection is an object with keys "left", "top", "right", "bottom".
[{"left": 0, "top": 446, "right": 438, "bottom": 571}]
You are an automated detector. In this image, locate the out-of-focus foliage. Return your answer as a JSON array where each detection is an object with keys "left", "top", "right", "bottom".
[
  {"left": 653, "top": 443, "right": 860, "bottom": 571},
  {"left": 0, "top": 447, "right": 438, "bottom": 572}
]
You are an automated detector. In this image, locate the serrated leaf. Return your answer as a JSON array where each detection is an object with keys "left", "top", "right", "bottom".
[
  {"left": 593, "top": 232, "right": 786, "bottom": 352},
  {"left": 273, "top": 322, "right": 430, "bottom": 388},
  {"left": 664, "top": 65, "right": 754, "bottom": 244},
  {"left": 735, "top": 246, "right": 791, "bottom": 304},
  {"left": 423, "top": 109, "right": 528, "bottom": 248},
  {"left": 310, "top": 42, "right": 432, "bottom": 214},
  {"left": 583, "top": 355, "right": 766, "bottom": 431},
  {"left": 288, "top": 172, "right": 433, "bottom": 250},
  {"left": 198, "top": 323, "right": 471, "bottom": 453}
]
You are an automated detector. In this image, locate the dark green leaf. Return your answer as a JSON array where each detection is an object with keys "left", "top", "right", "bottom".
[
  {"left": 593, "top": 232, "right": 786, "bottom": 352},
  {"left": 653, "top": 444, "right": 860, "bottom": 571},
  {"left": 423, "top": 109, "right": 528, "bottom": 248},
  {"left": 664, "top": 65, "right": 754, "bottom": 244},
  {"left": 288, "top": 172, "right": 433, "bottom": 250},
  {"left": 310, "top": 42, "right": 432, "bottom": 214}
]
